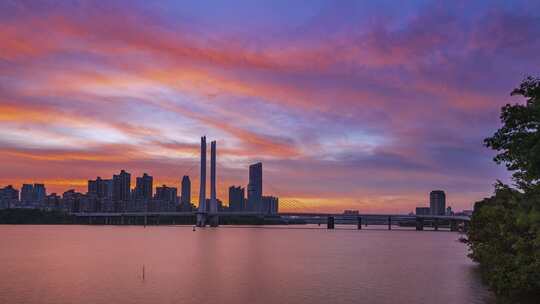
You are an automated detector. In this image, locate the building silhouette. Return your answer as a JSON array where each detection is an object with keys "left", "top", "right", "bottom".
[
  {"left": 62, "top": 189, "right": 86, "bottom": 213},
  {"left": 415, "top": 207, "right": 430, "bottom": 215},
  {"left": 430, "top": 190, "right": 446, "bottom": 216},
  {"left": 261, "top": 195, "right": 279, "bottom": 215},
  {"left": 33, "top": 184, "right": 46, "bottom": 205},
  {"left": 0, "top": 185, "right": 19, "bottom": 209},
  {"left": 113, "top": 170, "right": 131, "bottom": 211},
  {"left": 228, "top": 186, "right": 245, "bottom": 211},
  {"left": 88, "top": 177, "right": 111, "bottom": 199},
  {"left": 20, "top": 183, "right": 46, "bottom": 207},
  {"left": 45, "top": 193, "right": 61, "bottom": 209},
  {"left": 247, "top": 162, "right": 262, "bottom": 212},
  {"left": 21, "top": 184, "right": 34, "bottom": 205},
  {"left": 155, "top": 185, "right": 177, "bottom": 201},
  {"left": 181, "top": 175, "right": 191, "bottom": 211},
  {"left": 135, "top": 173, "right": 153, "bottom": 201}
]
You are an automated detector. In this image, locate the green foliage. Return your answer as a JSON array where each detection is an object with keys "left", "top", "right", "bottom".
[
  {"left": 484, "top": 76, "right": 540, "bottom": 189},
  {"left": 468, "top": 184, "right": 540, "bottom": 298},
  {"left": 468, "top": 77, "right": 540, "bottom": 300}
]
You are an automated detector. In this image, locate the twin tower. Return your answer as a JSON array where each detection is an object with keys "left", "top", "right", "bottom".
[{"left": 196, "top": 136, "right": 219, "bottom": 227}]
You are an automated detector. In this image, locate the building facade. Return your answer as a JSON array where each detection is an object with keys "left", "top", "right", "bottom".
[
  {"left": 181, "top": 175, "right": 191, "bottom": 211},
  {"left": 415, "top": 207, "right": 431, "bottom": 215},
  {"left": 430, "top": 190, "right": 446, "bottom": 216},
  {"left": 113, "top": 170, "right": 131, "bottom": 211},
  {"left": 134, "top": 173, "right": 153, "bottom": 201},
  {"left": 228, "top": 186, "right": 245, "bottom": 211},
  {"left": 247, "top": 162, "right": 262, "bottom": 212},
  {"left": 261, "top": 195, "right": 279, "bottom": 215},
  {"left": 0, "top": 185, "right": 19, "bottom": 209}
]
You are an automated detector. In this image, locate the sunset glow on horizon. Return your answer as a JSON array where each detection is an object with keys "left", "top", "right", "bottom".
[{"left": 1, "top": 0, "right": 540, "bottom": 212}]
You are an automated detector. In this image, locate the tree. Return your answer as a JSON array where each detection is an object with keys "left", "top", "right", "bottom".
[
  {"left": 468, "top": 76, "right": 540, "bottom": 301},
  {"left": 484, "top": 76, "right": 540, "bottom": 189}
]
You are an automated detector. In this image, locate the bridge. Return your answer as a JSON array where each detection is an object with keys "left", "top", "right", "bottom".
[{"left": 71, "top": 211, "right": 470, "bottom": 231}]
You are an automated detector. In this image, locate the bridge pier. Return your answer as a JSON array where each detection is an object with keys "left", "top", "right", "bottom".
[
  {"left": 327, "top": 216, "right": 335, "bottom": 229},
  {"left": 450, "top": 220, "right": 458, "bottom": 232},
  {"left": 196, "top": 213, "right": 207, "bottom": 227},
  {"left": 416, "top": 217, "right": 424, "bottom": 231},
  {"left": 209, "top": 215, "right": 219, "bottom": 227},
  {"left": 388, "top": 216, "right": 392, "bottom": 230},
  {"left": 357, "top": 217, "right": 362, "bottom": 230}
]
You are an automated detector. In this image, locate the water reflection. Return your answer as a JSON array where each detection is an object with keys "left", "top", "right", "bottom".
[{"left": 0, "top": 225, "right": 494, "bottom": 304}]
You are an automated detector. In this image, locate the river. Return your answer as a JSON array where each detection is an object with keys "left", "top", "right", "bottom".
[{"left": 0, "top": 225, "right": 494, "bottom": 304}]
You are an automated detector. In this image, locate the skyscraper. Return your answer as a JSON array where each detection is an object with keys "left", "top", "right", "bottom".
[
  {"left": 88, "top": 177, "right": 110, "bottom": 198},
  {"left": 430, "top": 190, "right": 446, "bottom": 216},
  {"left": 181, "top": 175, "right": 191, "bottom": 210},
  {"left": 33, "top": 184, "right": 46, "bottom": 205},
  {"left": 135, "top": 173, "right": 153, "bottom": 201},
  {"left": 247, "top": 162, "right": 263, "bottom": 212},
  {"left": 21, "top": 184, "right": 33, "bottom": 205},
  {"left": 0, "top": 185, "right": 19, "bottom": 209},
  {"left": 113, "top": 170, "right": 131, "bottom": 211},
  {"left": 155, "top": 185, "right": 177, "bottom": 202},
  {"left": 153, "top": 185, "right": 177, "bottom": 212},
  {"left": 261, "top": 195, "right": 279, "bottom": 215},
  {"left": 228, "top": 186, "right": 245, "bottom": 211}
]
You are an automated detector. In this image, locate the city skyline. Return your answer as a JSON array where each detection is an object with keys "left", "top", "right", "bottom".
[
  {"left": 1, "top": 1, "right": 540, "bottom": 212},
  {"left": 0, "top": 147, "right": 460, "bottom": 214}
]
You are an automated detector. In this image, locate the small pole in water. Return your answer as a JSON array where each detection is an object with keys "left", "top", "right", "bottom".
[{"left": 142, "top": 265, "right": 145, "bottom": 281}]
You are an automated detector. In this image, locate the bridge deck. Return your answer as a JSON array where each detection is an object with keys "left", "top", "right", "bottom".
[{"left": 71, "top": 212, "right": 470, "bottom": 221}]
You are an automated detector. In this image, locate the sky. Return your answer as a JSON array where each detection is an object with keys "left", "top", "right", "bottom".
[{"left": 1, "top": 0, "right": 539, "bottom": 213}]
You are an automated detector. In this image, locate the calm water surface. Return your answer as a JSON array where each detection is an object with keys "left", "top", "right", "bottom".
[{"left": 0, "top": 225, "right": 494, "bottom": 304}]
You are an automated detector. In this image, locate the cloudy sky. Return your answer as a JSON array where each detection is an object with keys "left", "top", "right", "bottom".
[{"left": 1, "top": 0, "right": 539, "bottom": 212}]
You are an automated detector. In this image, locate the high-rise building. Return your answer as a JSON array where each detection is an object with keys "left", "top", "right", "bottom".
[
  {"left": 45, "top": 193, "right": 61, "bottom": 209},
  {"left": 0, "top": 185, "right": 19, "bottom": 209},
  {"left": 181, "top": 175, "right": 191, "bottom": 210},
  {"left": 135, "top": 173, "right": 153, "bottom": 201},
  {"left": 228, "top": 186, "right": 245, "bottom": 211},
  {"left": 104, "top": 179, "right": 113, "bottom": 199},
  {"left": 155, "top": 185, "right": 177, "bottom": 202},
  {"left": 113, "top": 170, "right": 131, "bottom": 211},
  {"left": 62, "top": 189, "right": 86, "bottom": 213},
  {"left": 430, "top": 190, "right": 446, "bottom": 216},
  {"left": 33, "top": 184, "right": 46, "bottom": 205},
  {"left": 247, "top": 162, "right": 262, "bottom": 212},
  {"left": 261, "top": 195, "right": 279, "bottom": 215},
  {"left": 113, "top": 170, "right": 131, "bottom": 201},
  {"left": 21, "top": 184, "right": 34, "bottom": 205},
  {"left": 88, "top": 177, "right": 110, "bottom": 198},
  {"left": 155, "top": 185, "right": 177, "bottom": 211}
]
